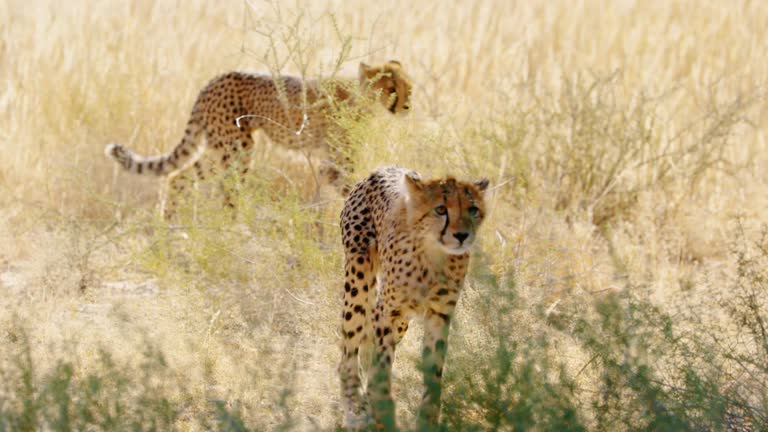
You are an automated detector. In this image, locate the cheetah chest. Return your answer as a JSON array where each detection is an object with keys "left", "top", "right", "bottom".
[{"left": 378, "top": 243, "right": 468, "bottom": 312}]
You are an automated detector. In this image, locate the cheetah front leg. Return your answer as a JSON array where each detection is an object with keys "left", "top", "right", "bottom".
[
  {"left": 417, "top": 306, "right": 455, "bottom": 429},
  {"left": 321, "top": 130, "right": 355, "bottom": 196},
  {"left": 339, "top": 252, "right": 377, "bottom": 430}
]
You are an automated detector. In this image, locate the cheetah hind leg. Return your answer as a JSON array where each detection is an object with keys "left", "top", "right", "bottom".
[
  {"left": 339, "top": 337, "right": 373, "bottom": 430},
  {"left": 216, "top": 135, "right": 255, "bottom": 220},
  {"left": 342, "top": 345, "right": 376, "bottom": 431},
  {"left": 163, "top": 152, "right": 225, "bottom": 223},
  {"left": 339, "top": 253, "right": 377, "bottom": 429},
  {"left": 162, "top": 166, "right": 197, "bottom": 222}
]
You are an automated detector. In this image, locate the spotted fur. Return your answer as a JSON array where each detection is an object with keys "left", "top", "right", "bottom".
[
  {"left": 338, "top": 166, "right": 489, "bottom": 430},
  {"left": 105, "top": 61, "right": 412, "bottom": 219}
]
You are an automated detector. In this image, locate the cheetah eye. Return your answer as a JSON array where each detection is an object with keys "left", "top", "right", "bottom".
[
  {"left": 434, "top": 205, "right": 448, "bottom": 216},
  {"left": 468, "top": 206, "right": 480, "bottom": 218}
]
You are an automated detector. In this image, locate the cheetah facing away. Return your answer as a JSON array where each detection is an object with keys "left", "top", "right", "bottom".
[
  {"left": 339, "top": 166, "right": 489, "bottom": 430},
  {"left": 104, "top": 61, "right": 412, "bottom": 219}
]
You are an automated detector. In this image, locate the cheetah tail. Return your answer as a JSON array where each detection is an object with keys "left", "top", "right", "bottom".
[{"left": 104, "top": 124, "right": 203, "bottom": 176}]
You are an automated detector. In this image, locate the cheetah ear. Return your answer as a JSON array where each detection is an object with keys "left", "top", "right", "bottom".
[
  {"left": 359, "top": 62, "right": 372, "bottom": 79},
  {"left": 475, "top": 178, "right": 490, "bottom": 192},
  {"left": 387, "top": 59, "right": 401, "bottom": 67},
  {"left": 404, "top": 171, "right": 424, "bottom": 196}
]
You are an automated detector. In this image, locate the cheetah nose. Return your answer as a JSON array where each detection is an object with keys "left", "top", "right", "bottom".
[{"left": 453, "top": 232, "right": 469, "bottom": 244}]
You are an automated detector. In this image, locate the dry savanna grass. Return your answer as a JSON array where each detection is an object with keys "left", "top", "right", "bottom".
[{"left": 1, "top": 0, "right": 768, "bottom": 430}]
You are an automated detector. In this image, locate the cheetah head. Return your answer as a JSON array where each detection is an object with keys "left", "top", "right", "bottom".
[
  {"left": 404, "top": 171, "right": 490, "bottom": 255},
  {"left": 359, "top": 60, "right": 412, "bottom": 114}
]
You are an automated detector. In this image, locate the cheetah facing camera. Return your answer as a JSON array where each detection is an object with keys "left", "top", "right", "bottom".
[
  {"left": 104, "top": 60, "right": 412, "bottom": 220},
  {"left": 339, "top": 166, "right": 490, "bottom": 430}
]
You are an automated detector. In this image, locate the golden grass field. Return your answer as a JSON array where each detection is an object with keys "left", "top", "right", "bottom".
[{"left": 1, "top": 0, "right": 768, "bottom": 430}]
